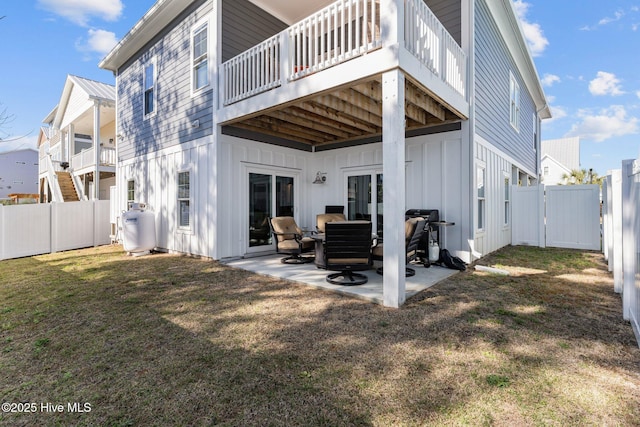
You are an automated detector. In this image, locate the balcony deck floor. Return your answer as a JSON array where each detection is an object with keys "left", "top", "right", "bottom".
[{"left": 223, "top": 254, "right": 458, "bottom": 305}]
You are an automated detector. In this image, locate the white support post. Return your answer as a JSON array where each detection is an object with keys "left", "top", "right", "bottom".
[
  {"left": 382, "top": 69, "right": 406, "bottom": 308},
  {"left": 93, "top": 100, "right": 101, "bottom": 200},
  {"left": 280, "top": 29, "right": 291, "bottom": 82},
  {"left": 622, "top": 159, "right": 635, "bottom": 320},
  {"left": 379, "top": 0, "right": 403, "bottom": 46},
  {"left": 611, "top": 169, "right": 623, "bottom": 293}
]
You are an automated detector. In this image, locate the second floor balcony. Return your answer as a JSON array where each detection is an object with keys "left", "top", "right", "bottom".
[{"left": 219, "top": 0, "right": 468, "bottom": 148}]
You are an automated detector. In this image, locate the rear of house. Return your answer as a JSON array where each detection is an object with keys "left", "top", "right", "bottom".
[{"left": 100, "top": 0, "right": 549, "bottom": 306}]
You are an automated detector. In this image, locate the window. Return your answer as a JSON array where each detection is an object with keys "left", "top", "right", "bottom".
[
  {"left": 192, "top": 22, "right": 209, "bottom": 92},
  {"left": 509, "top": 72, "right": 520, "bottom": 131},
  {"left": 127, "top": 180, "right": 135, "bottom": 203},
  {"left": 477, "top": 166, "right": 485, "bottom": 231},
  {"left": 144, "top": 62, "right": 155, "bottom": 116},
  {"left": 504, "top": 174, "right": 510, "bottom": 226},
  {"left": 178, "top": 171, "right": 191, "bottom": 228},
  {"left": 543, "top": 166, "right": 549, "bottom": 176}
]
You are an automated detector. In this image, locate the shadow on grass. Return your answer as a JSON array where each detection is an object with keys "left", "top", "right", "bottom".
[{"left": 0, "top": 245, "right": 638, "bottom": 426}]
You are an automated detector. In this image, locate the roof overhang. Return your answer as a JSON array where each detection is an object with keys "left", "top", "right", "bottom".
[
  {"left": 485, "top": 0, "right": 551, "bottom": 120},
  {"left": 99, "top": 0, "right": 197, "bottom": 72}
]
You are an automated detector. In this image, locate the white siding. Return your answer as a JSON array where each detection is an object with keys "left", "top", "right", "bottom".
[
  {"left": 117, "top": 136, "right": 214, "bottom": 258},
  {"left": 474, "top": 140, "right": 513, "bottom": 256}
]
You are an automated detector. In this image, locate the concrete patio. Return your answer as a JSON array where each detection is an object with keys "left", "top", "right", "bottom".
[{"left": 223, "top": 254, "right": 459, "bottom": 305}]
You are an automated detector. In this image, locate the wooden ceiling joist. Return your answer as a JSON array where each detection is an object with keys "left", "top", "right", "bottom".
[{"left": 225, "top": 76, "right": 463, "bottom": 148}]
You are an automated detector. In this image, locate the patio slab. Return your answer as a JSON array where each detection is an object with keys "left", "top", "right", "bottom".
[{"left": 223, "top": 254, "right": 459, "bottom": 305}]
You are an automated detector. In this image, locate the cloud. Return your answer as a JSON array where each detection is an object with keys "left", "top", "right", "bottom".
[
  {"left": 75, "top": 29, "right": 118, "bottom": 58},
  {"left": 589, "top": 71, "right": 625, "bottom": 96},
  {"left": 598, "top": 10, "right": 624, "bottom": 26},
  {"left": 512, "top": 1, "right": 549, "bottom": 56},
  {"left": 541, "top": 73, "right": 560, "bottom": 87},
  {"left": 565, "top": 105, "right": 639, "bottom": 142},
  {"left": 637, "top": 91, "right": 640, "bottom": 99},
  {"left": 38, "top": 0, "right": 123, "bottom": 26}
]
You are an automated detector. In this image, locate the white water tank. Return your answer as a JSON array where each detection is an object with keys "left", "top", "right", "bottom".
[{"left": 122, "top": 203, "right": 156, "bottom": 255}]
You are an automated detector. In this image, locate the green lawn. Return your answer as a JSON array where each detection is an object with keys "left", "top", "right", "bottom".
[{"left": 0, "top": 244, "right": 638, "bottom": 426}]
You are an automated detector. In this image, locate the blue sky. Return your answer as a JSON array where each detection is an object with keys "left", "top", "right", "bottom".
[{"left": 0, "top": 0, "right": 639, "bottom": 177}]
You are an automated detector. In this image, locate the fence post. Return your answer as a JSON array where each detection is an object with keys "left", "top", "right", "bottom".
[
  {"left": 622, "top": 159, "right": 635, "bottom": 320},
  {"left": 538, "top": 185, "right": 546, "bottom": 248},
  {"left": 0, "top": 204, "right": 4, "bottom": 260},
  {"left": 611, "top": 169, "right": 623, "bottom": 294}
]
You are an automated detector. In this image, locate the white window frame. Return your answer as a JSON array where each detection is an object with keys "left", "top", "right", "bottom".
[
  {"left": 191, "top": 17, "right": 211, "bottom": 95},
  {"left": 143, "top": 60, "right": 156, "bottom": 118},
  {"left": 126, "top": 179, "right": 135, "bottom": 203},
  {"left": 476, "top": 163, "right": 486, "bottom": 232},
  {"left": 503, "top": 172, "right": 510, "bottom": 227},
  {"left": 177, "top": 170, "right": 193, "bottom": 232},
  {"left": 509, "top": 72, "right": 520, "bottom": 131}
]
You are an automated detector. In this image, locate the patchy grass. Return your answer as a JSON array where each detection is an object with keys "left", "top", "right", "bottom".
[{"left": 0, "top": 245, "right": 638, "bottom": 426}]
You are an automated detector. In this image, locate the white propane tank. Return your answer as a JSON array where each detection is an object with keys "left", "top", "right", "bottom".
[
  {"left": 122, "top": 203, "right": 156, "bottom": 256},
  {"left": 428, "top": 240, "right": 440, "bottom": 263}
]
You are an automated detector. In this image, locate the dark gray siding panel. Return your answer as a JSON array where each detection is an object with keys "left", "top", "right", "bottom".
[
  {"left": 222, "top": 0, "right": 287, "bottom": 62},
  {"left": 117, "top": 0, "right": 214, "bottom": 161},
  {"left": 474, "top": 0, "right": 537, "bottom": 172},
  {"left": 426, "top": 0, "right": 461, "bottom": 45}
]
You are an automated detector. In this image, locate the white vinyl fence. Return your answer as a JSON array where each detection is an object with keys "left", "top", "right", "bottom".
[
  {"left": 0, "top": 200, "right": 111, "bottom": 261},
  {"left": 512, "top": 184, "right": 600, "bottom": 250},
  {"left": 602, "top": 159, "right": 640, "bottom": 347}
]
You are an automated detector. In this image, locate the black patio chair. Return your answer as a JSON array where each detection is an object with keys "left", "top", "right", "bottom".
[{"left": 324, "top": 221, "right": 372, "bottom": 285}]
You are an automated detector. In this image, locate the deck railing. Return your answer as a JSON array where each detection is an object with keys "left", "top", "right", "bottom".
[
  {"left": 70, "top": 147, "right": 116, "bottom": 171},
  {"left": 221, "top": 0, "right": 465, "bottom": 105},
  {"left": 223, "top": 34, "right": 281, "bottom": 105},
  {"left": 404, "top": 0, "right": 466, "bottom": 96},
  {"left": 289, "top": 0, "right": 381, "bottom": 80}
]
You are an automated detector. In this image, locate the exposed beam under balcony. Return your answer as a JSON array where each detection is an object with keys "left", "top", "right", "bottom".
[{"left": 223, "top": 75, "right": 463, "bottom": 149}]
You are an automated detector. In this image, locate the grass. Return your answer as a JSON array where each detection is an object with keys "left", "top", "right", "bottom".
[{"left": 0, "top": 244, "right": 639, "bottom": 426}]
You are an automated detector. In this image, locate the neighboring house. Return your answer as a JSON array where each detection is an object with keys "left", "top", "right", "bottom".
[
  {"left": 0, "top": 148, "right": 38, "bottom": 201},
  {"left": 99, "top": 0, "right": 550, "bottom": 307},
  {"left": 38, "top": 75, "right": 117, "bottom": 203},
  {"left": 541, "top": 137, "right": 580, "bottom": 185}
]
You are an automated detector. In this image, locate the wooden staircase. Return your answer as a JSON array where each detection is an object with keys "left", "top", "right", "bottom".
[{"left": 56, "top": 171, "right": 80, "bottom": 202}]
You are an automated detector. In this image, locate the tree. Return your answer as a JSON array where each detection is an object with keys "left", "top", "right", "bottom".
[
  {"left": 561, "top": 168, "right": 604, "bottom": 186},
  {"left": 0, "top": 103, "right": 16, "bottom": 141}
]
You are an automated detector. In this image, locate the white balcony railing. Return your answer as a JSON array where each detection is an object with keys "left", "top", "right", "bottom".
[
  {"left": 404, "top": 0, "right": 465, "bottom": 96},
  {"left": 223, "top": 35, "right": 282, "bottom": 105},
  {"left": 289, "top": 0, "right": 380, "bottom": 79},
  {"left": 70, "top": 147, "right": 116, "bottom": 171},
  {"left": 222, "top": 0, "right": 465, "bottom": 105}
]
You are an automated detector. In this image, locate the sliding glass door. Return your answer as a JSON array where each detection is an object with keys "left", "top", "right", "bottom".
[
  {"left": 346, "top": 171, "right": 383, "bottom": 238},
  {"left": 248, "top": 171, "right": 296, "bottom": 251}
]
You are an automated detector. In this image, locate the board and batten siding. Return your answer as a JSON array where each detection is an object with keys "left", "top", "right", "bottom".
[
  {"left": 217, "top": 135, "right": 310, "bottom": 259},
  {"left": 474, "top": 0, "right": 537, "bottom": 174},
  {"left": 61, "top": 84, "right": 94, "bottom": 129},
  {"left": 118, "top": 138, "right": 214, "bottom": 258},
  {"left": 474, "top": 140, "right": 513, "bottom": 256},
  {"left": 222, "top": 0, "right": 287, "bottom": 62},
  {"left": 116, "top": 0, "right": 214, "bottom": 162},
  {"left": 427, "top": 0, "right": 462, "bottom": 45}
]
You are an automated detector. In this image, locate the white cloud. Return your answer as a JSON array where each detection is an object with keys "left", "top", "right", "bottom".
[
  {"left": 541, "top": 73, "right": 560, "bottom": 87},
  {"left": 589, "top": 71, "right": 625, "bottom": 96},
  {"left": 565, "top": 105, "right": 639, "bottom": 142},
  {"left": 598, "top": 10, "right": 624, "bottom": 26},
  {"left": 38, "top": 0, "right": 123, "bottom": 26},
  {"left": 76, "top": 29, "right": 118, "bottom": 58},
  {"left": 637, "top": 90, "right": 640, "bottom": 99},
  {"left": 513, "top": 1, "right": 549, "bottom": 56}
]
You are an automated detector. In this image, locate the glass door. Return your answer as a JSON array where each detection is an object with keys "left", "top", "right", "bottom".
[
  {"left": 347, "top": 171, "right": 383, "bottom": 238},
  {"left": 248, "top": 171, "right": 296, "bottom": 251}
]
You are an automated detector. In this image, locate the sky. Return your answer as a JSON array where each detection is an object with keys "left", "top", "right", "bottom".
[{"left": 0, "top": 0, "right": 639, "bottom": 177}]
